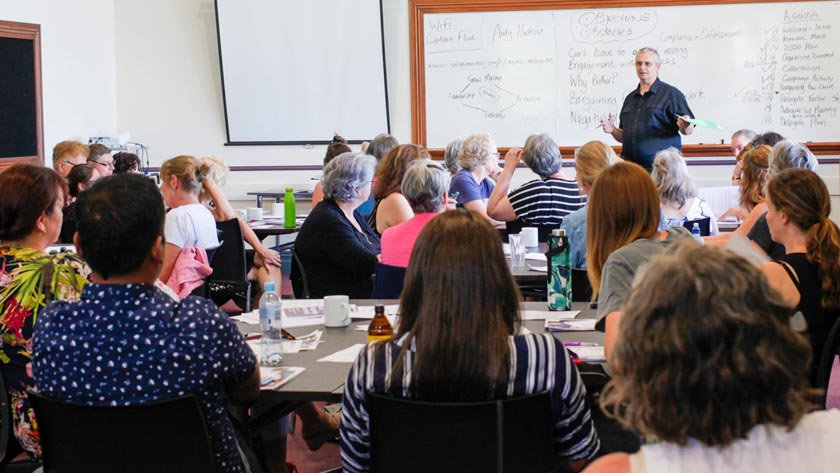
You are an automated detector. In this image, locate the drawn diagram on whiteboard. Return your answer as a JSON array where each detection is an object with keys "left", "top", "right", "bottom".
[{"left": 448, "top": 75, "right": 541, "bottom": 119}]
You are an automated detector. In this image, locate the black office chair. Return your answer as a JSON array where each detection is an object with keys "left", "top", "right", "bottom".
[
  {"left": 0, "top": 372, "right": 40, "bottom": 473},
  {"left": 571, "top": 269, "right": 592, "bottom": 303},
  {"left": 368, "top": 391, "right": 558, "bottom": 473},
  {"left": 289, "top": 248, "right": 311, "bottom": 299},
  {"left": 371, "top": 263, "right": 407, "bottom": 299},
  {"left": 29, "top": 393, "right": 219, "bottom": 473},
  {"left": 817, "top": 316, "right": 840, "bottom": 408},
  {"left": 682, "top": 217, "right": 712, "bottom": 237},
  {"left": 209, "top": 219, "right": 253, "bottom": 312}
]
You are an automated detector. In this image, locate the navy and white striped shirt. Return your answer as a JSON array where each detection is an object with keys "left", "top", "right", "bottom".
[
  {"left": 340, "top": 332, "right": 599, "bottom": 472},
  {"left": 509, "top": 178, "right": 585, "bottom": 228}
]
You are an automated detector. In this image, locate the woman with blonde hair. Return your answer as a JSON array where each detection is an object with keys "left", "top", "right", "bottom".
[
  {"left": 198, "top": 157, "right": 283, "bottom": 304},
  {"left": 587, "top": 162, "right": 690, "bottom": 359},
  {"left": 158, "top": 155, "right": 219, "bottom": 285},
  {"left": 560, "top": 141, "right": 617, "bottom": 269},
  {"left": 367, "top": 144, "right": 430, "bottom": 235},
  {"left": 651, "top": 147, "right": 718, "bottom": 235},
  {"left": 760, "top": 168, "right": 840, "bottom": 384},
  {"left": 585, "top": 242, "right": 838, "bottom": 473},
  {"left": 449, "top": 132, "right": 504, "bottom": 225}
]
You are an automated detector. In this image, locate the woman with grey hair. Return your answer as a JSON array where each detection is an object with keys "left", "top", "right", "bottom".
[
  {"left": 443, "top": 139, "right": 463, "bottom": 174},
  {"left": 487, "top": 133, "right": 584, "bottom": 239},
  {"left": 380, "top": 159, "right": 451, "bottom": 267},
  {"left": 291, "top": 152, "right": 381, "bottom": 298},
  {"left": 652, "top": 147, "right": 719, "bottom": 235},
  {"left": 449, "top": 132, "right": 503, "bottom": 224}
]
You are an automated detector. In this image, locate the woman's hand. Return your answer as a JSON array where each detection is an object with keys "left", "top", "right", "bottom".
[{"left": 256, "top": 246, "right": 282, "bottom": 271}]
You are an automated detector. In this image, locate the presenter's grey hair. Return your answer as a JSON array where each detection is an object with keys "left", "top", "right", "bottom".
[
  {"left": 322, "top": 152, "right": 376, "bottom": 203},
  {"left": 637, "top": 46, "right": 661, "bottom": 64},
  {"left": 401, "top": 159, "right": 451, "bottom": 213},
  {"left": 652, "top": 147, "right": 697, "bottom": 207},
  {"left": 732, "top": 129, "right": 757, "bottom": 141},
  {"left": 443, "top": 139, "right": 464, "bottom": 174},
  {"left": 522, "top": 133, "right": 562, "bottom": 178},
  {"left": 459, "top": 133, "right": 496, "bottom": 171},
  {"left": 769, "top": 140, "right": 817, "bottom": 175}
]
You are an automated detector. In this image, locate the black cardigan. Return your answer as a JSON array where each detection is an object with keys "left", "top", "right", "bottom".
[{"left": 292, "top": 200, "right": 381, "bottom": 299}]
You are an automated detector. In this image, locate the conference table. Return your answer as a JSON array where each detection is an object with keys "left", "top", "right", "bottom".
[{"left": 242, "top": 300, "right": 603, "bottom": 407}]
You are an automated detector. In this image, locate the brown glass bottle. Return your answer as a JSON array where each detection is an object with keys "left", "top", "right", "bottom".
[{"left": 367, "top": 305, "right": 393, "bottom": 342}]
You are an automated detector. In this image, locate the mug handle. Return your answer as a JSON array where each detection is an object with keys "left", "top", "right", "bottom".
[{"left": 340, "top": 303, "right": 351, "bottom": 325}]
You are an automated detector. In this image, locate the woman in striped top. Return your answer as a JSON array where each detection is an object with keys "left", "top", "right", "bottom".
[
  {"left": 340, "top": 209, "right": 599, "bottom": 472},
  {"left": 488, "top": 133, "right": 586, "bottom": 240}
]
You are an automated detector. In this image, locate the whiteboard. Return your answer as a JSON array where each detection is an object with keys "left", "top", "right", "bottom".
[
  {"left": 216, "top": 0, "right": 389, "bottom": 143},
  {"left": 422, "top": 1, "right": 840, "bottom": 148}
]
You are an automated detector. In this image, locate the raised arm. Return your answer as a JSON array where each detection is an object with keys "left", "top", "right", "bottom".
[{"left": 487, "top": 148, "right": 521, "bottom": 222}]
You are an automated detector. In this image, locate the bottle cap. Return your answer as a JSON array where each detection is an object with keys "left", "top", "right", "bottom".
[
  {"left": 286, "top": 187, "right": 294, "bottom": 192},
  {"left": 375, "top": 305, "right": 385, "bottom": 312},
  {"left": 264, "top": 281, "right": 276, "bottom": 292}
]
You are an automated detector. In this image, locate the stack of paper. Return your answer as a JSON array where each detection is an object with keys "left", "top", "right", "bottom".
[
  {"left": 544, "top": 318, "right": 597, "bottom": 332},
  {"left": 260, "top": 366, "right": 305, "bottom": 389}
]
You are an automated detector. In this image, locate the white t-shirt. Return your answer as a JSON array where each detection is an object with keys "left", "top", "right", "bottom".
[
  {"left": 630, "top": 409, "right": 840, "bottom": 473},
  {"left": 164, "top": 204, "right": 220, "bottom": 250}
]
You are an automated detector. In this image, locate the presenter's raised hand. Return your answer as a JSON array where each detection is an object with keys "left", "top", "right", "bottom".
[{"left": 601, "top": 113, "right": 616, "bottom": 134}]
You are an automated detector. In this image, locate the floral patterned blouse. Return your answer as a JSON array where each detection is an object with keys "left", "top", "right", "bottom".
[{"left": 0, "top": 246, "right": 88, "bottom": 459}]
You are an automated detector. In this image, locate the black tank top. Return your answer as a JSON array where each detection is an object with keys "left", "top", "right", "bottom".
[{"left": 776, "top": 253, "right": 840, "bottom": 384}]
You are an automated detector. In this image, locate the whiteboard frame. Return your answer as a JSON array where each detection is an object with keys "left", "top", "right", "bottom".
[{"left": 409, "top": 0, "right": 840, "bottom": 157}]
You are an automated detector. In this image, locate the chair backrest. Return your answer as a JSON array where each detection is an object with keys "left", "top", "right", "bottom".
[
  {"left": 371, "top": 263, "right": 407, "bottom": 299},
  {"left": 30, "top": 393, "right": 219, "bottom": 473},
  {"left": 571, "top": 268, "right": 592, "bottom": 302},
  {"left": 682, "top": 217, "right": 712, "bottom": 237},
  {"left": 210, "top": 219, "right": 248, "bottom": 287},
  {"left": 289, "top": 248, "right": 310, "bottom": 299},
  {"left": 818, "top": 315, "right": 840, "bottom": 409},
  {"left": 368, "top": 391, "right": 555, "bottom": 473}
]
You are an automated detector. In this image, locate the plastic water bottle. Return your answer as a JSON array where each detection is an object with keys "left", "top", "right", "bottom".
[
  {"left": 547, "top": 229, "right": 572, "bottom": 310},
  {"left": 691, "top": 223, "right": 704, "bottom": 244},
  {"left": 259, "top": 282, "right": 283, "bottom": 365},
  {"left": 284, "top": 188, "right": 296, "bottom": 229}
]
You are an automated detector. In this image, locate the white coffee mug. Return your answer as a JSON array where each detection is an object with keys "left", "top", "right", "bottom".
[
  {"left": 521, "top": 227, "right": 539, "bottom": 247},
  {"left": 246, "top": 207, "right": 263, "bottom": 222},
  {"left": 324, "top": 295, "right": 351, "bottom": 327}
]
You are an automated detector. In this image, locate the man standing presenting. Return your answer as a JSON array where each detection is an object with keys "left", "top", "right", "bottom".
[{"left": 601, "top": 47, "right": 694, "bottom": 171}]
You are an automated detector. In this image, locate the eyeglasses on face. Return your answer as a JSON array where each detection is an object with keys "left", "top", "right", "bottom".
[{"left": 91, "top": 160, "right": 115, "bottom": 169}]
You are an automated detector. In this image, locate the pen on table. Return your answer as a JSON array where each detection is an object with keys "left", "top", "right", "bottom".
[
  {"left": 246, "top": 330, "right": 296, "bottom": 341},
  {"left": 564, "top": 342, "right": 600, "bottom": 347}
]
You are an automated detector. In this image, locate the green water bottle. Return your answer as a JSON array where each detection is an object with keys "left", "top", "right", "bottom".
[
  {"left": 284, "top": 188, "right": 296, "bottom": 229},
  {"left": 547, "top": 229, "right": 572, "bottom": 310}
]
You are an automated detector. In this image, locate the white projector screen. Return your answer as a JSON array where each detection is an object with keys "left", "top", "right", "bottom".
[{"left": 215, "top": 0, "right": 390, "bottom": 144}]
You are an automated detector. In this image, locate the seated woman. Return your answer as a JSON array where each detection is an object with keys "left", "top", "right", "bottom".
[
  {"left": 380, "top": 159, "right": 450, "bottom": 267},
  {"left": 341, "top": 210, "right": 600, "bottom": 473},
  {"left": 488, "top": 133, "right": 585, "bottom": 238},
  {"left": 449, "top": 133, "right": 504, "bottom": 225},
  {"left": 585, "top": 242, "right": 838, "bottom": 473},
  {"left": 293, "top": 152, "right": 380, "bottom": 298},
  {"left": 59, "top": 163, "right": 100, "bottom": 243},
  {"left": 367, "top": 144, "right": 429, "bottom": 236},
  {"left": 759, "top": 168, "right": 840, "bottom": 384},
  {"left": 651, "top": 147, "right": 719, "bottom": 235},
  {"left": 442, "top": 138, "right": 463, "bottom": 175},
  {"left": 158, "top": 155, "right": 220, "bottom": 294},
  {"left": 312, "top": 135, "right": 352, "bottom": 207},
  {"left": 0, "top": 164, "right": 89, "bottom": 461},
  {"left": 113, "top": 151, "right": 141, "bottom": 174},
  {"left": 198, "top": 157, "right": 283, "bottom": 304},
  {"left": 560, "top": 141, "right": 617, "bottom": 270},
  {"left": 587, "top": 162, "right": 691, "bottom": 358},
  {"left": 747, "top": 140, "right": 818, "bottom": 260}
]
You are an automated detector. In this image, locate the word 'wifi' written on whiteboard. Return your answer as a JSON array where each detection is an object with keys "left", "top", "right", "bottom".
[{"left": 422, "top": 1, "right": 840, "bottom": 148}]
